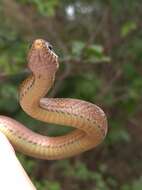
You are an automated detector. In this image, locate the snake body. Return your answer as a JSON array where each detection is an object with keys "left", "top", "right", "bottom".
[{"left": 0, "top": 39, "right": 107, "bottom": 160}]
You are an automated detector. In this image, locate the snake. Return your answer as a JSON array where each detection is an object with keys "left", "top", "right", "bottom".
[{"left": 0, "top": 39, "right": 108, "bottom": 160}]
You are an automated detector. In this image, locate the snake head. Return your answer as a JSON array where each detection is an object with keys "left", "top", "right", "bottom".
[{"left": 28, "top": 39, "right": 59, "bottom": 75}]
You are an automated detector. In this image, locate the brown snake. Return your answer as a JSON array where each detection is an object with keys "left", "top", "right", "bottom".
[{"left": 0, "top": 39, "right": 108, "bottom": 160}]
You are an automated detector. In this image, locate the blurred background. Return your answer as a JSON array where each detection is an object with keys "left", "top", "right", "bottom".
[{"left": 0, "top": 0, "right": 142, "bottom": 189}]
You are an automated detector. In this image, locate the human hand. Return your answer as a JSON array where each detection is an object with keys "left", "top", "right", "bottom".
[{"left": 0, "top": 131, "right": 36, "bottom": 190}]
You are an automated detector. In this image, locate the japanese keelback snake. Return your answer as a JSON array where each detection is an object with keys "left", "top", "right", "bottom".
[{"left": 0, "top": 39, "right": 107, "bottom": 160}]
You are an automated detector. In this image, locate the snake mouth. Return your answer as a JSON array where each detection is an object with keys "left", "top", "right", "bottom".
[
  {"left": 34, "top": 39, "right": 58, "bottom": 58},
  {"left": 27, "top": 39, "right": 59, "bottom": 73},
  {"left": 28, "top": 39, "right": 58, "bottom": 61}
]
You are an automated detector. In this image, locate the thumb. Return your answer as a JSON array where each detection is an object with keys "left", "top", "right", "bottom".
[{"left": 0, "top": 131, "right": 36, "bottom": 190}]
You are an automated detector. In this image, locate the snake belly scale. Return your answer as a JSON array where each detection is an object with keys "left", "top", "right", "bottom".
[{"left": 0, "top": 39, "right": 108, "bottom": 160}]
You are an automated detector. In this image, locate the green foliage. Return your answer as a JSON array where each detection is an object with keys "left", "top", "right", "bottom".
[
  {"left": 35, "top": 180, "right": 61, "bottom": 190},
  {"left": 121, "top": 21, "right": 137, "bottom": 37},
  {"left": 52, "top": 160, "right": 111, "bottom": 190},
  {"left": 107, "top": 127, "right": 130, "bottom": 144},
  {"left": 73, "top": 74, "right": 102, "bottom": 100},
  {"left": 32, "top": 0, "right": 59, "bottom": 16},
  {"left": 71, "top": 41, "right": 110, "bottom": 63},
  {"left": 0, "top": 83, "right": 18, "bottom": 112},
  {"left": 71, "top": 41, "right": 85, "bottom": 57},
  {"left": 17, "top": 0, "right": 59, "bottom": 16},
  {"left": 18, "top": 154, "right": 36, "bottom": 174},
  {"left": 83, "top": 44, "right": 110, "bottom": 62},
  {"left": 121, "top": 177, "right": 142, "bottom": 190},
  {"left": 0, "top": 38, "right": 27, "bottom": 74}
]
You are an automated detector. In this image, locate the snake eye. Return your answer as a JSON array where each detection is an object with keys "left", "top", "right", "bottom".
[
  {"left": 48, "top": 44, "right": 53, "bottom": 51},
  {"left": 45, "top": 41, "right": 53, "bottom": 51}
]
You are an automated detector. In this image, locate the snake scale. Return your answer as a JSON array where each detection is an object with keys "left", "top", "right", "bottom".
[{"left": 0, "top": 39, "right": 108, "bottom": 160}]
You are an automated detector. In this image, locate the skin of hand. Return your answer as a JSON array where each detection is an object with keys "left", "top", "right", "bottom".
[{"left": 0, "top": 131, "right": 36, "bottom": 190}]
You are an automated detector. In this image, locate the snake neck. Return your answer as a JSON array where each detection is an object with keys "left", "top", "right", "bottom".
[{"left": 19, "top": 73, "right": 55, "bottom": 118}]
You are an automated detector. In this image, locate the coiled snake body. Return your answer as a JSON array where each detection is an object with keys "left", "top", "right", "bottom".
[{"left": 0, "top": 39, "right": 107, "bottom": 160}]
